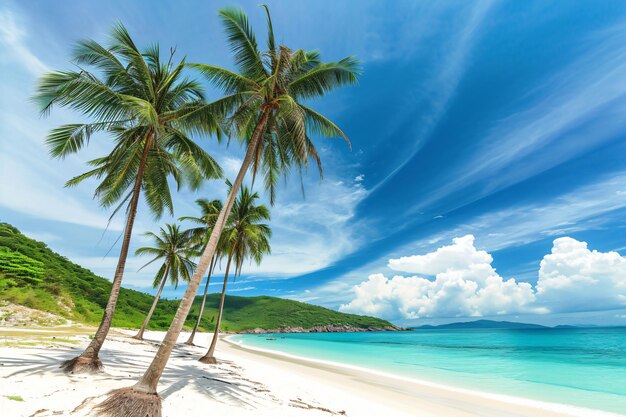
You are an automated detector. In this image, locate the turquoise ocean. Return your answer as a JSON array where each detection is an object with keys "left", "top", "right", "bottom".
[{"left": 231, "top": 328, "right": 626, "bottom": 415}]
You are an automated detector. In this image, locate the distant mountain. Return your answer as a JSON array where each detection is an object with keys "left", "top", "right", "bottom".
[
  {"left": 0, "top": 223, "right": 397, "bottom": 332},
  {"left": 414, "top": 320, "right": 548, "bottom": 330}
]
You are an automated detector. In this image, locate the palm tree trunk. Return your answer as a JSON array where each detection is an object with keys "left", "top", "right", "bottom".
[
  {"left": 133, "top": 262, "right": 170, "bottom": 341},
  {"left": 185, "top": 255, "right": 216, "bottom": 346},
  {"left": 130, "top": 109, "right": 270, "bottom": 394},
  {"left": 62, "top": 130, "right": 154, "bottom": 374},
  {"left": 199, "top": 252, "right": 233, "bottom": 363}
]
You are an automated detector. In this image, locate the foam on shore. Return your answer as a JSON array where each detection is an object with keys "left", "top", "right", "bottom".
[{"left": 226, "top": 335, "right": 623, "bottom": 417}]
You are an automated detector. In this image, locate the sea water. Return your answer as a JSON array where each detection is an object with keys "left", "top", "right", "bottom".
[{"left": 231, "top": 327, "right": 626, "bottom": 415}]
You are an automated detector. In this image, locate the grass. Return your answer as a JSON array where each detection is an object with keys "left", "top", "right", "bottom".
[
  {"left": 5, "top": 395, "right": 24, "bottom": 401},
  {"left": 0, "top": 336, "right": 80, "bottom": 348},
  {"left": 0, "top": 341, "right": 41, "bottom": 348},
  {"left": 0, "top": 223, "right": 395, "bottom": 331}
]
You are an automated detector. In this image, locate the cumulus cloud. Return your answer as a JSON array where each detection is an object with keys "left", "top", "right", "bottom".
[
  {"left": 537, "top": 237, "right": 626, "bottom": 312},
  {"left": 341, "top": 235, "right": 626, "bottom": 320},
  {"left": 389, "top": 235, "right": 491, "bottom": 276},
  {"left": 341, "top": 235, "right": 538, "bottom": 319}
]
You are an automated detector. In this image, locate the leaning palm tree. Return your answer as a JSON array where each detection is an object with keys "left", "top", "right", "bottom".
[
  {"left": 95, "top": 6, "right": 358, "bottom": 415},
  {"left": 199, "top": 186, "right": 271, "bottom": 364},
  {"left": 133, "top": 224, "right": 196, "bottom": 340},
  {"left": 34, "top": 24, "right": 223, "bottom": 373},
  {"left": 179, "top": 198, "right": 224, "bottom": 345}
]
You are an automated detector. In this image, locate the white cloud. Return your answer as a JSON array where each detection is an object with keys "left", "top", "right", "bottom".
[
  {"left": 71, "top": 255, "right": 158, "bottom": 287},
  {"left": 229, "top": 286, "right": 256, "bottom": 293},
  {"left": 220, "top": 156, "right": 243, "bottom": 180},
  {"left": 0, "top": 8, "right": 48, "bottom": 75},
  {"left": 0, "top": 154, "right": 124, "bottom": 231},
  {"left": 21, "top": 230, "right": 60, "bottom": 242},
  {"left": 240, "top": 177, "right": 368, "bottom": 277},
  {"left": 408, "top": 22, "right": 626, "bottom": 214},
  {"left": 402, "top": 171, "right": 626, "bottom": 254},
  {"left": 341, "top": 235, "right": 626, "bottom": 320},
  {"left": 0, "top": 7, "right": 127, "bottom": 232},
  {"left": 537, "top": 237, "right": 626, "bottom": 312},
  {"left": 372, "top": 1, "right": 494, "bottom": 192},
  {"left": 341, "top": 235, "right": 538, "bottom": 320},
  {"left": 389, "top": 235, "right": 491, "bottom": 276}
]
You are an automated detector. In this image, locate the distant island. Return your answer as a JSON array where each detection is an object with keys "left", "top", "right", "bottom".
[
  {"left": 0, "top": 223, "right": 397, "bottom": 333},
  {"left": 413, "top": 319, "right": 550, "bottom": 330}
]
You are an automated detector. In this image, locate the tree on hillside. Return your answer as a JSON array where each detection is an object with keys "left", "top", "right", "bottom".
[
  {"left": 133, "top": 224, "right": 195, "bottom": 340},
  {"left": 199, "top": 186, "right": 271, "bottom": 364},
  {"left": 34, "top": 24, "right": 223, "bottom": 373},
  {"left": 95, "top": 5, "right": 358, "bottom": 415},
  {"left": 179, "top": 198, "right": 224, "bottom": 346}
]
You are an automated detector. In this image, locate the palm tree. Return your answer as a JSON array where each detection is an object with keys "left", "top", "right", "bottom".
[
  {"left": 133, "top": 224, "right": 195, "bottom": 340},
  {"left": 34, "top": 24, "right": 223, "bottom": 373},
  {"left": 179, "top": 198, "right": 224, "bottom": 345},
  {"left": 199, "top": 186, "right": 271, "bottom": 364},
  {"left": 95, "top": 6, "right": 358, "bottom": 415}
]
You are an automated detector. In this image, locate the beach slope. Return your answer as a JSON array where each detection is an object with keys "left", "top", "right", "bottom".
[{"left": 0, "top": 329, "right": 620, "bottom": 417}]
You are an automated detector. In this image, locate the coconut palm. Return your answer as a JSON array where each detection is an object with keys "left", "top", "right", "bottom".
[
  {"left": 95, "top": 6, "right": 358, "bottom": 415},
  {"left": 34, "top": 23, "right": 223, "bottom": 373},
  {"left": 133, "top": 224, "right": 196, "bottom": 340},
  {"left": 199, "top": 186, "right": 271, "bottom": 364},
  {"left": 179, "top": 198, "right": 224, "bottom": 345}
]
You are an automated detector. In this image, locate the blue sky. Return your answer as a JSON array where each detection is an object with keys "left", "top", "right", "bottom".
[{"left": 2, "top": 0, "right": 626, "bottom": 326}]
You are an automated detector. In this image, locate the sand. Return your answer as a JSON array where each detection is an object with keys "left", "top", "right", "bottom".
[{"left": 0, "top": 328, "right": 621, "bottom": 417}]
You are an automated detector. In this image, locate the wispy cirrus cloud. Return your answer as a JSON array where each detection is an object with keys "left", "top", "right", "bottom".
[
  {"left": 0, "top": 6, "right": 125, "bottom": 232},
  {"left": 237, "top": 175, "right": 368, "bottom": 277},
  {"left": 403, "top": 171, "right": 626, "bottom": 254},
  {"left": 370, "top": 0, "right": 495, "bottom": 192},
  {"left": 0, "top": 8, "right": 48, "bottom": 75},
  {"left": 413, "top": 21, "right": 626, "bottom": 213},
  {"left": 0, "top": 155, "right": 125, "bottom": 231},
  {"left": 304, "top": 171, "right": 626, "bottom": 310}
]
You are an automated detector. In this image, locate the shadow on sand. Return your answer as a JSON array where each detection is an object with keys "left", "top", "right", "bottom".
[{"left": 0, "top": 334, "right": 277, "bottom": 412}]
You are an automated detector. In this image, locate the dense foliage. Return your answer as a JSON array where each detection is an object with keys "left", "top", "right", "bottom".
[{"left": 0, "top": 223, "right": 393, "bottom": 331}]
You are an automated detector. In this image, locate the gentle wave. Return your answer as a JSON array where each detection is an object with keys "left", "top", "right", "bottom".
[{"left": 227, "top": 335, "right": 624, "bottom": 417}]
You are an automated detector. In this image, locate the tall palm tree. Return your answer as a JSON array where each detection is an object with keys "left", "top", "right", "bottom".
[
  {"left": 34, "top": 24, "right": 223, "bottom": 373},
  {"left": 133, "top": 224, "right": 195, "bottom": 340},
  {"left": 179, "top": 198, "right": 224, "bottom": 345},
  {"left": 96, "top": 6, "right": 358, "bottom": 415},
  {"left": 199, "top": 186, "right": 271, "bottom": 364}
]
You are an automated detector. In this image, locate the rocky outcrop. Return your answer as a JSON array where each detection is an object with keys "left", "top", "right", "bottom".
[
  {"left": 0, "top": 302, "right": 68, "bottom": 327},
  {"left": 238, "top": 324, "right": 402, "bottom": 334}
]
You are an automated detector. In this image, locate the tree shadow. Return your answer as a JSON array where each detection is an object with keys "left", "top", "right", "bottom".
[{"left": 0, "top": 334, "right": 279, "bottom": 411}]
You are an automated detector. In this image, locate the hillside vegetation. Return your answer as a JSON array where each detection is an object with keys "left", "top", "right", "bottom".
[{"left": 0, "top": 223, "right": 394, "bottom": 332}]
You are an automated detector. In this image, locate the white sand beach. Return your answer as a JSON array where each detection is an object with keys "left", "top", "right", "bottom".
[{"left": 0, "top": 328, "right": 621, "bottom": 417}]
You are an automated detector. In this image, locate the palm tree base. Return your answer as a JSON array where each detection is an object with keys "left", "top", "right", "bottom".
[
  {"left": 184, "top": 340, "right": 196, "bottom": 346},
  {"left": 131, "top": 334, "right": 144, "bottom": 341},
  {"left": 61, "top": 355, "right": 104, "bottom": 374},
  {"left": 94, "top": 387, "right": 161, "bottom": 417},
  {"left": 198, "top": 355, "right": 217, "bottom": 364}
]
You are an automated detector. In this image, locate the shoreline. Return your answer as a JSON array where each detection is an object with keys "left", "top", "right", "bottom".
[
  {"left": 1, "top": 328, "right": 623, "bottom": 417},
  {"left": 224, "top": 335, "right": 624, "bottom": 417}
]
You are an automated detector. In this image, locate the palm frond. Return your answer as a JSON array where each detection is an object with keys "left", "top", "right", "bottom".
[
  {"left": 218, "top": 7, "right": 267, "bottom": 78},
  {"left": 288, "top": 57, "right": 360, "bottom": 100}
]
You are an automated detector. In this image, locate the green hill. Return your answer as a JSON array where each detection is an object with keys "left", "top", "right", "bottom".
[{"left": 0, "top": 223, "right": 395, "bottom": 332}]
